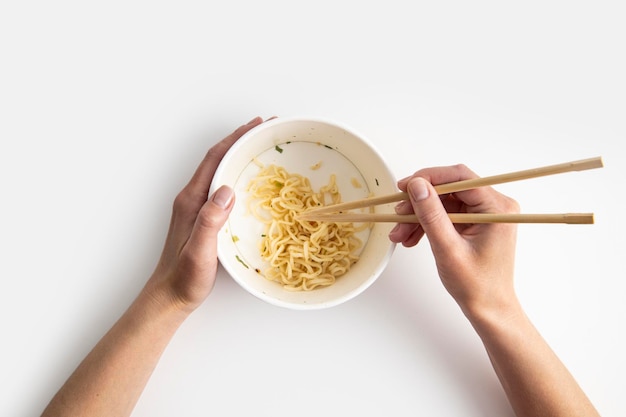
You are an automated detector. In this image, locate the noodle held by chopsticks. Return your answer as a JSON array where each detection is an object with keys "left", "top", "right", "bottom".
[{"left": 247, "top": 164, "right": 362, "bottom": 291}]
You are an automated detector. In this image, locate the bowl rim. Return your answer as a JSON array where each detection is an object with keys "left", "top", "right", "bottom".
[{"left": 211, "top": 116, "right": 397, "bottom": 309}]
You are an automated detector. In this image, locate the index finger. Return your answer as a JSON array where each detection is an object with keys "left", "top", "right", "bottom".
[
  {"left": 398, "top": 164, "right": 500, "bottom": 210},
  {"left": 398, "top": 164, "right": 479, "bottom": 190}
]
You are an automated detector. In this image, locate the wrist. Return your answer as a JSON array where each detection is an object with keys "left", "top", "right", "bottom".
[
  {"left": 460, "top": 294, "right": 526, "bottom": 337},
  {"left": 140, "top": 274, "right": 197, "bottom": 323}
]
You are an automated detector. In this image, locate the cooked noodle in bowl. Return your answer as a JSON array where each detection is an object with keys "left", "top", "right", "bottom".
[
  {"left": 210, "top": 117, "right": 396, "bottom": 309},
  {"left": 247, "top": 164, "right": 365, "bottom": 291}
]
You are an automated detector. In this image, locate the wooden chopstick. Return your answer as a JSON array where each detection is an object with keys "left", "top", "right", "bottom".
[
  {"left": 304, "top": 156, "right": 603, "bottom": 215},
  {"left": 296, "top": 212, "right": 595, "bottom": 224}
]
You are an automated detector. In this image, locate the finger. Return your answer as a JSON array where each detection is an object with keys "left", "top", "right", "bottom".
[
  {"left": 187, "top": 116, "right": 264, "bottom": 198},
  {"left": 394, "top": 199, "right": 413, "bottom": 215},
  {"left": 399, "top": 164, "right": 506, "bottom": 213},
  {"left": 184, "top": 185, "right": 235, "bottom": 269},
  {"left": 168, "top": 117, "right": 264, "bottom": 248},
  {"left": 388, "top": 222, "right": 425, "bottom": 246},
  {"left": 398, "top": 164, "right": 479, "bottom": 190},
  {"left": 406, "top": 177, "right": 462, "bottom": 255},
  {"left": 402, "top": 225, "right": 425, "bottom": 247},
  {"left": 388, "top": 194, "right": 468, "bottom": 246}
]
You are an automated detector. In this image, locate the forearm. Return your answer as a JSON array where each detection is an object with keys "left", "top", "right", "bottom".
[
  {"left": 42, "top": 281, "right": 190, "bottom": 417},
  {"left": 466, "top": 301, "right": 599, "bottom": 417}
]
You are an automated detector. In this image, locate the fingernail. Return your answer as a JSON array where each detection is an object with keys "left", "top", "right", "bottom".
[
  {"left": 394, "top": 200, "right": 408, "bottom": 213},
  {"left": 407, "top": 178, "right": 429, "bottom": 202},
  {"left": 212, "top": 185, "right": 234, "bottom": 209},
  {"left": 246, "top": 116, "right": 261, "bottom": 125}
]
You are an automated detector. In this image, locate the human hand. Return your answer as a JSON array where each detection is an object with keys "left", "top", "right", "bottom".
[
  {"left": 147, "top": 117, "right": 264, "bottom": 313},
  {"left": 388, "top": 164, "right": 521, "bottom": 320},
  {"left": 41, "top": 117, "right": 270, "bottom": 417}
]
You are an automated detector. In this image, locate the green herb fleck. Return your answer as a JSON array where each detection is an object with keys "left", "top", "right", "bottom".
[
  {"left": 274, "top": 181, "right": 284, "bottom": 188},
  {"left": 375, "top": 178, "right": 379, "bottom": 186},
  {"left": 324, "top": 144, "right": 333, "bottom": 149},
  {"left": 275, "top": 145, "right": 284, "bottom": 153},
  {"left": 235, "top": 255, "right": 249, "bottom": 269},
  {"left": 232, "top": 235, "right": 240, "bottom": 243}
]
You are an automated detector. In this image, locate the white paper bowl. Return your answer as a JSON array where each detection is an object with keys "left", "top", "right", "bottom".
[{"left": 210, "top": 117, "right": 397, "bottom": 309}]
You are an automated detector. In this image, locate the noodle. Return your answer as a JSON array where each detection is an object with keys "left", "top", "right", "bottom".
[{"left": 246, "top": 164, "right": 362, "bottom": 291}]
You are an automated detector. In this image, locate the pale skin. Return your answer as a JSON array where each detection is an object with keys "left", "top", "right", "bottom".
[
  {"left": 42, "top": 119, "right": 599, "bottom": 417},
  {"left": 389, "top": 166, "right": 600, "bottom": 417},
  {"left": 41, "top": 116, "right": 265, "bottom": 417}
]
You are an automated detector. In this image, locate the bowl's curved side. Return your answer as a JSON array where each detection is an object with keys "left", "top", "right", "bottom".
[{"left": 211, "top": 117, "right": 397, "bottom": 310}]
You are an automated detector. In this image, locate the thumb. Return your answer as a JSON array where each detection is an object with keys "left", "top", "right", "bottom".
[
  {"left": 407, "top": 178, "right": 460, "bottom": 254},
  {"left": 186, "top": 185, "right": 234, "bottom": 258}
]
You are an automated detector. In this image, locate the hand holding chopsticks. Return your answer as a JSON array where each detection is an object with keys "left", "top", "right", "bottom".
[{"left": 297, "top": 156, "right": 603, "bottom": 225}]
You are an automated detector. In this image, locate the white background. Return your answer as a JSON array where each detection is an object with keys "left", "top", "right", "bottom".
[{"left": 1, "top": 1, "right": 624, "bottom": 416}]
